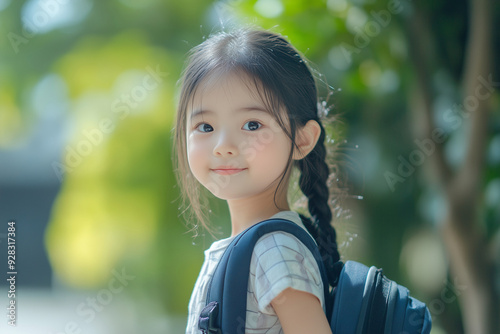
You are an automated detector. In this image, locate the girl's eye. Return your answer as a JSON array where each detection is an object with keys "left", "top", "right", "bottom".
[
  {"left": 243, "top": 121, "right": 262, "bottom": 131},
  {"left": 196, "top": 123, "right": 214, "bottom": 133}
]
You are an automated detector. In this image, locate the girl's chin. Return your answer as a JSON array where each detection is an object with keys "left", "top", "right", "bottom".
[{"left": 205, "top": 190, "right": 251, "bottom": 201}]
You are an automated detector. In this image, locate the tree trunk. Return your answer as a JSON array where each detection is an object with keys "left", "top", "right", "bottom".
[
  {"left": 442, "top": 204, "right": 497, "bottom": 334},
  {"left": 407, "top": 0, "right": 498, "bottom": 332}
]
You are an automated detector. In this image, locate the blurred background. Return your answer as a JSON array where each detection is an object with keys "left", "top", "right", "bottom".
[{"left": 0, "top": 0, "right": 499, "bottom": 333}]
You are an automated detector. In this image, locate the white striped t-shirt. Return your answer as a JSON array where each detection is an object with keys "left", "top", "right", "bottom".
[{"left": 185, "top": 211, "right": 325, "bottom": 334}]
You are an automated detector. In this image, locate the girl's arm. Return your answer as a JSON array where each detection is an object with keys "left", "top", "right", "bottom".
[{"left": 271, "top": 287, "right": 332, "bottom": 334}]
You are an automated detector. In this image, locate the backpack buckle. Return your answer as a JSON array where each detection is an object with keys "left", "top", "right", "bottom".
[{"left": 198, "top": 301, "right": 221, "bottom": 334}]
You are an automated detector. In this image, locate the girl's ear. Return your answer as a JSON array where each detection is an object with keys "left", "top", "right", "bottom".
[{"left": 293, "top": 120, "right": 321, "bottom": 160}]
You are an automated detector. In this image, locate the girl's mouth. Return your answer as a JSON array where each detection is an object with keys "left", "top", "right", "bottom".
[{"left": 210, "top": 168, "right": 247, "bottom": 175}]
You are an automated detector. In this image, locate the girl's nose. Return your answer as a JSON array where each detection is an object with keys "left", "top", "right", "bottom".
[{"left": 213, "top": 133, "right": 239, "bottom": 157}]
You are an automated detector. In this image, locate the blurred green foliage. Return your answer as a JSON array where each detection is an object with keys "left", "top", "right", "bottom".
[{"left": 1, "top": 0, "right": 498, "bottom": 331}]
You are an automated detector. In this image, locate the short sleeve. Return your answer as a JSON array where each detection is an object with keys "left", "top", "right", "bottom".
[{"left": 248, "top": 232, "right": 324, "bottom": 314}]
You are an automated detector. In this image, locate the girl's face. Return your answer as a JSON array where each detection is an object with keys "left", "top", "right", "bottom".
[{"left": 186, "top": 73, "right": 292, "bottom": 202}]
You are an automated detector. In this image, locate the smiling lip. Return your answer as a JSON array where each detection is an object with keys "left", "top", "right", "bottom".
[{"left": 210, "top": 167, "right": 247, "bottom": 175}]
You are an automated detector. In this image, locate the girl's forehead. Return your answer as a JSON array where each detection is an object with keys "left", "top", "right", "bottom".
[{"left": 188, "top": 71, "right": 269, "bottom": 112}]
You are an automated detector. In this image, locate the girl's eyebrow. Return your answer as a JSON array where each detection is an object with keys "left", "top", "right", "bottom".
[
  {"left": 189, "top": 106, "right": 270, "bottom": 119},
  {"left": 189, "top": 109, "right": 213, "bottom": 119},
  {"left": 239, "top": 106, "right": 270, "bottom": 114}
]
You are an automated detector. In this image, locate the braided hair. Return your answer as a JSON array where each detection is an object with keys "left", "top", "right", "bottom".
[
  {"left": 175, "top": 28, "right": 342, "bottom": 286},
  {"left": 296, "top": 123, "right": 343, "bottom": 287}
]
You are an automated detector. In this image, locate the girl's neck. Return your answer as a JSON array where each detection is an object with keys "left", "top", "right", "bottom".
[{"left": 227, "top": 186, "right": 290, "bottom": 237}]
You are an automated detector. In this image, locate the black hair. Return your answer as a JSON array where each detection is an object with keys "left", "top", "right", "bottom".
[{"left": 175, "top": 28, "right": 342, "bottom": 287}]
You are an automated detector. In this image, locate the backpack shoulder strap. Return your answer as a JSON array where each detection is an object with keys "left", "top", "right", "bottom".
[{"left": 199, "top": 218, "right": 330, "bottom": 334}]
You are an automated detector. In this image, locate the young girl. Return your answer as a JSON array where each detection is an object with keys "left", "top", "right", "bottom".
[{"left": 175, "top": 28, "right": 341, "bottom": 334}]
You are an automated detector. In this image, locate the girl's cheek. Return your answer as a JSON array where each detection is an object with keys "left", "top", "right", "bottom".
[{"left": 187, "top": 138, "right": 210, "bottom": 165}]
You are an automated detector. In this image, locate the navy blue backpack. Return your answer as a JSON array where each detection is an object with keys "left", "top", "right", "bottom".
[{"left": 198, "top": 218, "right": 432, "bottom": 334}]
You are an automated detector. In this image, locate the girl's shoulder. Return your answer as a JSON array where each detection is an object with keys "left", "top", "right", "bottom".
[
  {"left": 249, "top": 211, "right": 325, "bottom": 313},
  {"left": 253, "top": 210, "right": 320, "bottom": 270},
  {"left": 268, "top": 210, "right": 307, "bottom": 230},
  {"left": 264, "top": 210, "right": 314, "bottom": 241}
]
